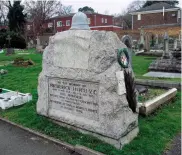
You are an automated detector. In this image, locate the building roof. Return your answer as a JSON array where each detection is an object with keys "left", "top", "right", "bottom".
[
  {"left": 51, "top": 12, "right": 113, "bottom": 20},
  {"left": 131, "top": 2, "right": 179, "bottom": 14},
  {"left": 26, "top": 12, "right": 114, "bottom": 23}
]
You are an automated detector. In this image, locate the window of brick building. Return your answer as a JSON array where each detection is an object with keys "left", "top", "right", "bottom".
[
  {"left": 57, "top": 21, "right": 62, "bottom": 27},
  {"left": 105, "top": 18, "right": 107, "bottom": 23},
  {"left": 101, "top": 18, "right": 104, "bottom": 23},
  {"left": 66, "top": 20, "right": 70, "bottom": 26},
  {"left": 137, "top": 14, "right": 141, "bottom": 20},
  {"left": 87, "top": 18, "right": 91, "bottom": 24},
  {"left": 48, "top": 22, "right": 53, "bottom": 28}
]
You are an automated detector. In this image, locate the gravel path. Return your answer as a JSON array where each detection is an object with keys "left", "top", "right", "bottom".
[
  {"left": 163, "top": 133, "right": 181, "bottom": 155},
  {"left": 0, "top": 120, "right": 80, "bottom": 155}
]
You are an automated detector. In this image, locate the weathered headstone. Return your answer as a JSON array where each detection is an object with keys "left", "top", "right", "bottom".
[
  {"left": 144, "top": 33, "right": 150, "bottom": 52},
  {"left": 173, "top": 39, "right": 178, "bottom": 50},
  {"left": 162, "top": 32, "right": 171, "bottom": 59},
  {"left": 37, "top": 12, "right": 139, "bottom": 149},
  {"left": 179, "top": 30, "right": 181, "bottom": 40},
  {"left": 155, "top": 34, "right": 159, "bottom": 45},
  {"left": 6, "top": 35, "right": 15, "bottom": 55},
  {"left": 27, "top": 39, "right": 35, "bottom": 49},
  {"left": 6, "top": 48, "right": 15, "bottom": 56},
  {"left": 139, "top": 28, "right": 145, "bottom": 45},
  {"left": 36, "top": 36, "right": 44, "bottom": 53}
]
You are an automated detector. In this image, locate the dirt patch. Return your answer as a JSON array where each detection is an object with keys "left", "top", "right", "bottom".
[{"left": 13, "top": 57, "right": 35, "bottom": 67}]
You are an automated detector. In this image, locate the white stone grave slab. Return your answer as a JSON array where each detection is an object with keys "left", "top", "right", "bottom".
[
  {"left": 0, "top": 89, "right": 32, "bottom": 110},
  {"left": 143, "top": 71, "right": 181, "bottom": 78}
]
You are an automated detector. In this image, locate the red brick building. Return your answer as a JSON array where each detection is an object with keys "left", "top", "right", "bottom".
[
  {"left": 0, "top": 25, "right": 8, "bottom": 30},
  {"left": 26, "top": 12, "right": 122, "bottom": 35},
  {"left": 130, "top": 2, "right": 181, "bottom": 30}
]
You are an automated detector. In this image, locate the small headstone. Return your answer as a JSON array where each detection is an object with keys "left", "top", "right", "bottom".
[
  {"left": 162, "top": 32, "right": 172, "bottom": 59},
  {"left": 36, "top": 37, "right": 44, "bottom": 53},
  {"left": 6, "top": 48, "right": 15, "bottom": 56},
  {"left": 136, "top": 85, "right": 148, "bottom": 94},
  {"left": 155, "top": 34, "right": 159, "bottom": 45},
  {"left": 139, "top": 28, "right": 145, "bottom": 45},
  {"left": 173, "top": 39, "right": 177, "bottom": 50},
  {"left": 144, "top": 33, "right": 150, "bottom": 52},
  {"left": 179, "top": 30, "right": 181, "bottom": 40},
  {"left": 5, "top": 35, "right": 15, "bottom": 55}
]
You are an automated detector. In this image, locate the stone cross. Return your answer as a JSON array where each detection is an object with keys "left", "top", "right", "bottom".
[
  {"left": 173, "top": 39, "right": 177, "bottom": 50},
  {"left": 144, "top": 33, "right": 150, "bottom": 52},
  {"left": 163, "top": 32, "right": 171, "bottom": 58},
  {"left": 139, "top": 28, "right": 145, "bottom": 45},
  {"left": 36, "top": 37, "right": 40, "bottom": 46}
]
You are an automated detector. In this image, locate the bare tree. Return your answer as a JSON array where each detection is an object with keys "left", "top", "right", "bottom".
[
  {"left": 127, "top": 0, "right": 146, "bottom": 13},
  {"left": 58, "top": 5, "right": 73, "bottom": 15},
  {"left": 113, "top": 0, "right": 146, "bottom": 29},
  {"left": 0, "top": 1, "right": 9, "bottom": 25},
  {"left": 23, "top": 0, "right": 63, "bottom": 37},
  {"left": 23, "top": 0, "right": 73, "bottom": 38}
]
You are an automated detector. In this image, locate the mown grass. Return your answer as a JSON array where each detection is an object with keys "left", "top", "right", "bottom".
[
  {"left": 132, "top": 55, "right": 181, "bottom": 82},
  {"left": 0, "top": 50, "right": 181, "bottom": 155}
]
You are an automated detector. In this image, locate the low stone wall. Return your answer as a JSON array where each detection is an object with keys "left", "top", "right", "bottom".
[{"left": 135, "top": 51, "right": 163, "bottom": 57}]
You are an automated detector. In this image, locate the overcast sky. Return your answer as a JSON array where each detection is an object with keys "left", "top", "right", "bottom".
[{"left": 62, "top": 0, "right": 182, "bottom": 15}]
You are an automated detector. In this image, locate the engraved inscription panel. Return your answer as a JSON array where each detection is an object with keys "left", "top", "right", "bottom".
[{"left": 48, "top": 78, "right": 99, "bottom": 121}]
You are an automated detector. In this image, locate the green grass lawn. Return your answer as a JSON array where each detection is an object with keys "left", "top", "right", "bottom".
[
  {"left": 132, "top": 55, "right": 181, "bottom": 82},
  {"left": 0, "top": 50, "right": 181, "bottom": 155}
]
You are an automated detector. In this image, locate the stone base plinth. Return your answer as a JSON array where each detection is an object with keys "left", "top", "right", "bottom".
[
  {"left": 149, "top": 57, "right": 181, "bottom": 73},
  {"left": 52, "top": 119, "right": 139, "bottom": 149}
]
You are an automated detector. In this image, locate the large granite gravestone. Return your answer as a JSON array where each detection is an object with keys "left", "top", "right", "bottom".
[{"left": 37, "top": 12, "right": 138, "bottom": 149}]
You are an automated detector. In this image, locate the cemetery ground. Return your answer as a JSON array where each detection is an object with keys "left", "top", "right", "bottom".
[{"left": 0, "top": 49, "right": 181, "bottom": 155}]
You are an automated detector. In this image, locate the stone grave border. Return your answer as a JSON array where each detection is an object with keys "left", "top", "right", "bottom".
[
  {"left": 138, "top": 88, "right": 177, "bottom": 116},
  {"left": 135, "top": 51, "right": 163, "bottom": 57},
  {"left": 0, "top": 88, "right": 32, "bottom": 110},
  {"left": 135, "top": 79, "right": 181, "bottom": 90}
]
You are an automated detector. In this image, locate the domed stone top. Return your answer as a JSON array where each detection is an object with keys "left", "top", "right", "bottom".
[{"left": 70, "top": 12, "right": 90, "bottom": 30}]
